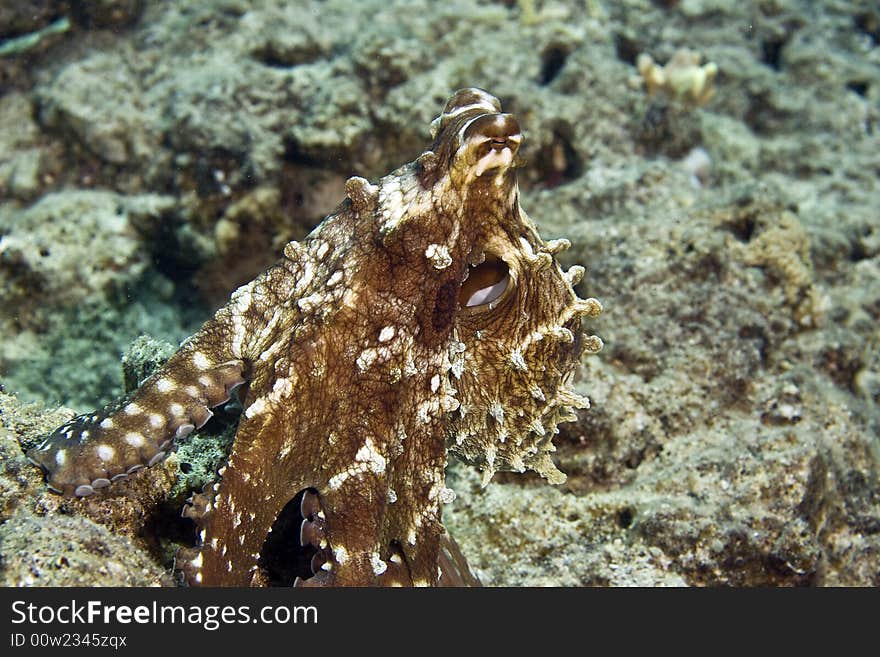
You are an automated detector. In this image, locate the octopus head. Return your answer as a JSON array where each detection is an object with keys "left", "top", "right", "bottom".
[{"left": 417, "top": 88, "right": 603, "bottom": 485}]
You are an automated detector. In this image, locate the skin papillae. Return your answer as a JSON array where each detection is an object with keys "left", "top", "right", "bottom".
[{"left": 28, "top": 88, "right": 603, "bottom": 586}]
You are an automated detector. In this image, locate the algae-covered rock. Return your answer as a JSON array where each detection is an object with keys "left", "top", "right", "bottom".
[
  {"left": 0, "top": 508, "right": 172, "bottom": 586},
  {"left": 0, "top": 93, "right": 60, "bottom": 201},
  {"left": 0, "top": 0, "right": 877, "bottom": 587},
  {"left": 0, "top": 191, "right": 174, "bottom": 322}
]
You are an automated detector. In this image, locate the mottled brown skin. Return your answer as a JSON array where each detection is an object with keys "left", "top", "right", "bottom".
[{"left": 28, "top": 89, "right": 602, "bottom": 586}]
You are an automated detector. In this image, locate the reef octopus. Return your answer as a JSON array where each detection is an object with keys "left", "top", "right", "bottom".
[{"left": 28, "top": 88, "right": 602, "bottom": 586}]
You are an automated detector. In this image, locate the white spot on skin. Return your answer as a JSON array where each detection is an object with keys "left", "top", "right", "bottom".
[
  {"left": 441, "top": 393, "right": 460, "bottom": 412},
  {"left": 192, "top": 351, "right": 212, "bottom": 370},
  {"left": 244, "top": 397, "right": 268, "bottom": 419},
  {"left": 510, "top": 349, "right": 528, "bottom": 371},
  {"left": 123, "top": 403, "right": 142, "bottom": 416},
  {"left": 272, "top": 377, "right": 294, "bottom": 397},
  {"left": 451, "top": 359, "right": 465, "bottom": 378},
  {"left": 439, "top": 487, "right": 456, "bottom": 504},
  {"left": 488, "top": 401, "right": 504, "bottom": 423},
  {"left": 96, "top": 444, "right": 115, "bottom": 461},
  {"left": 124, "top": 432, "right": 145, "bottom": 448},
  {"left": 229, "top": 286, "right": 253, "bottom": 358},
  {"left": 55, "top": 450, "right": 66, "bottom": 466},
  {"left": 297, "top": 293, "right": 324, "bottom": 314},
  {"left": 169, "top": 403, "right": 185, "bottom": 417},
  {"left": 425, "top": 243, "right": 452, "bottom": 270},
  {"left": 315, "top": 241, "right": 329, "bottom": 260},
  {"left": 156, "top": 378, "right": 174, "bottom": 393},
  {"left": 333, "top": 545, "right": 349, "bottom": 565},
  {"left": 328, "top": 437, "right": 387, "bottom": 490},
  {"left": 371, "top": 553, "right": 388, "bottom": 576},
  {"left": 430, "top": 374, "right": 441, "bottom": 393},
  {"left": 149, "top": 414, "right": 165, "bottom": 429},
  {"left": 355, "top": 437, "right": 387, "bottom": 474},
  {"left": 378, "top": 326, "right": 395, "bottom": 343},
  {"left": 99, "top": 418, "right": 114, "bottom": 430},
  {"left": 356, "top": 348, "right": 377, "bottom": 371},
  {"left": 328, "top": 472, "right": 349, "bottom": 491},
  {"left": 416, "top": 404, "right": 431, "bottom": 424},
  {"left": 327, "top": 270, "right": 343, "bottom": 286}
]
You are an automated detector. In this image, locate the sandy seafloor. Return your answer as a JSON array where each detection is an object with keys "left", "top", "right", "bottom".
[{"left": 0, "top": 0, "right": 878, "bottom": 586}]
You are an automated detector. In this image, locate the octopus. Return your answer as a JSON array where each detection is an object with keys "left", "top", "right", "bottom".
[{"left": 27, "top": 88, "right": 603, "bottom": 586}]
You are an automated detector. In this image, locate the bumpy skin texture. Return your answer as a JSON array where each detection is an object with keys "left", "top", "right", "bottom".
[{"left": 28, "top": 89, "right": 602, "bottom": 586}]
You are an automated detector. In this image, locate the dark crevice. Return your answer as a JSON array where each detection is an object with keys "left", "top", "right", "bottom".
[
  {"left": 625, "top": 448, "right": 646, "bottom": 469},
  {"left": 535, "top": 128, "right": 583, "bottom": 188},
  {"left": 738, "top": 324, "right": 769, "bottom": 363},
  {"left": 617, "top": 507, "right": 635, "bottom": 529},
  {"left": 743, "top": 91, "right": 793, "bottom": 135},
  {"left": 760, "top": 37, "right": 786, "bottom": 70},
  {"left": 259, "top": 489, "right": 316, "bottom": 586},
  {"left": 613, "top": 32, "right": 640, "bottom": 65},
  {"left": 846, "top": 80, "right": 869, "bottom": 97},
  {"left": 849, "top": 239, "right": 871, "bottom": 263},
  {"left": 251, "top": 48, "right": 298, "bottom": 69},
  {"left": 250, "top": 44, "right": 324, "bottom": 69},
  {"left": 143, "top": 498, "right": 200, "bottom": 568},
  {"left": 854, "top": 11, "right": 880, "bottom": 46},
  {"left": 282, "top": 137, "right": 325, "bottom": 169},
  {"left": 150, "top": 215, "right": 201, "bottom": 284},
  {"left": 539, "top": 45, "right": 569, "bottom": 85},
  {"left": 727, "top": 211, "right": 757, "bottom": 243}
]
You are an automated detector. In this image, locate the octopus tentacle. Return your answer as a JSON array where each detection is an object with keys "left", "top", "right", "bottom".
[
  {"left": 25, "top": 255, "right": 309, "bottom": 497},
  {"left": 27, "top": 345, "right": 245, "bottom": 497}
]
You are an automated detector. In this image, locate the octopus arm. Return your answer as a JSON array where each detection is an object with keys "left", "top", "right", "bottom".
[
  {"left": 24, "top": 259, "right": 305, "bottom": 497},
  {"left": 178, "top": 399, "right": 306, "bottom": 586}
]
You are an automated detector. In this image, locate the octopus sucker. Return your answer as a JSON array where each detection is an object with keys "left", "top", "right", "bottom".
[{"left": 29, "top": 89, "right": 601, "bottom": 586}]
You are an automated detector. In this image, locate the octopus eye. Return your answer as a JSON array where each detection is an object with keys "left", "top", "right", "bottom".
[{"left": 459, "top": 256, "right": 511, "bottom": 308}]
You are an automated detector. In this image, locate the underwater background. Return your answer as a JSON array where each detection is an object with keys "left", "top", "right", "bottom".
[{"left": 0, "top": 0, "right": 878, "bottom": 585}]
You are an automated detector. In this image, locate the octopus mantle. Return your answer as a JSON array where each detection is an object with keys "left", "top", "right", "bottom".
[{"left": 29, "top": 88, "right": 602, "bottom": 586}]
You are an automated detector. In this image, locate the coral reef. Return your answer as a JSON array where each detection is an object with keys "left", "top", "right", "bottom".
[
  {"left": 0, "top": 0, "right": 877, "bottom": 586},
  {"left": 0, "top": 191, "right": 174, "bottom": 327},
  {"left": 636, "top": 49, "right": 718, "bottom": 107}
]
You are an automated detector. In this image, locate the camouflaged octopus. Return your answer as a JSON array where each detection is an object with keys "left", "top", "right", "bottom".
[{"left": 28, "top": 89, "right": 603, "bottom": 586}]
